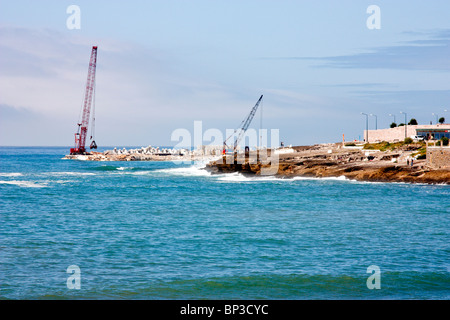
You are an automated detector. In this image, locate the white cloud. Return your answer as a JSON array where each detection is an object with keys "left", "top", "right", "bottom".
[
  {"left": 8, "top": 25, "right": 447, "bottom": 147},
  {"left": 0, "top": 23, "right": 362, "bottom": 147},
  {"left": 0, "top": 25, "right": 258, "bottom": 146}
]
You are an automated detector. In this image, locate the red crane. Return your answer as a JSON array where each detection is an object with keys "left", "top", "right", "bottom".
[{"left": 70, "top": 46, "right": 98, "bottom": 155}]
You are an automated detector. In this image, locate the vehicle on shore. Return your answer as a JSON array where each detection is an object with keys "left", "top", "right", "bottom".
[{"left": 411, "top": 135, "right": 425, "bottom": 141}]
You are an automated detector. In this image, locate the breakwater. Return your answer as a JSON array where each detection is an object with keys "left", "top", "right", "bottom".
[{"left": 63, "top": 145, "right": 223, "bottom": 162}]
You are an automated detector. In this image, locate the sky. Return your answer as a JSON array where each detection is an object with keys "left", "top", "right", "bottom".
[{"left": 1, "top": 0, "right": 450, "bottom": 147}]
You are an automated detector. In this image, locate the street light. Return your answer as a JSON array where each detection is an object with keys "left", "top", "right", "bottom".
[
  {"left": 389, "top": 113, "right": 396, "bottom": 125},
  {"left": 361, "top": 112, "right": 369, "bottom": 143},
  {"left": 370, "top": 114, "right": 378, "bottom": 130},
  {"left": 432, "top": 113, "right": 438, "bottom": 124},
  {"left": 400, "top": 111, "right": 407, "bottom": 139}
]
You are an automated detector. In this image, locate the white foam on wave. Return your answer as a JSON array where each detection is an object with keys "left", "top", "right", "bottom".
[
  {"left": 155, "top": 163, "right": 212, "bottom": 177},
  {"left": 217, "top": 173, "right": 356, "bottom": 183},
  {"left": 156, "top": 164, "right": 354, "bottom": 183},
  {"left": 0, "top": 172, "right": 23, "bottom": 177},
  {"left": 217, "top": 172, "right": 281, "bottom": 182},
  {"left": 0, "top": 180, "right": 47, "bottom": 188},
  {"left": 124, "top": 171, "right": 151, "bottom": 176}
]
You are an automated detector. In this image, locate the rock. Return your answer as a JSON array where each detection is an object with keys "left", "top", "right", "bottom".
[{"left": 204, "top": 147, "right": 450, "bottom": 184}]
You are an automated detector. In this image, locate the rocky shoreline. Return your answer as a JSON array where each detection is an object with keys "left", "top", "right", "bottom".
[
  {"left": 63, "top": 143, "right": 450, "bottom": 184},
  {"left": 205, "top": 144, "right": 450, "bottom": 185}
]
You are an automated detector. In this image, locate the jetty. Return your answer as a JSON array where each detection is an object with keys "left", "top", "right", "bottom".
[{"left": 63, "top": 145, "right": 223, "bottom": 162}]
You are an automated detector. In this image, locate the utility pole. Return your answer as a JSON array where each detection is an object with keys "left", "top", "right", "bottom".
[{"left": 361, "top": 112, "right": 369, "bottom": 143}]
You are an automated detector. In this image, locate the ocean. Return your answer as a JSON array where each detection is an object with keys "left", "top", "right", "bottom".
[{"left": 0, "top": 146, "right": 449, "bottom": 300}]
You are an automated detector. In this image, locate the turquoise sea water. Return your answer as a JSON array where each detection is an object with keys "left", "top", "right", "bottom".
[{"left": 0, "top": 146, "right": 449, "bottom": 299}]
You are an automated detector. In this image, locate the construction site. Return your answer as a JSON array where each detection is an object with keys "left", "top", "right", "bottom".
[
  {"left": 64, "top": 46, "right": 268, "bottom": 162},
  {"left": 63, "top": 46, "right": 449, "bottom": 184}
]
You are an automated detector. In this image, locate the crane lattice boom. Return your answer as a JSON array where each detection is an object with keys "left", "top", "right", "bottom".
[
  {"left": 70, "top": 46, "right": 98, "bottom": 155},
  {"left": 224, "top": 95, "right": 263, "bottom": 151}
]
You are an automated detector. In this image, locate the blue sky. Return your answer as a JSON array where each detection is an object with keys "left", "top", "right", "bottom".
[{"left": 1, "top": 0, "right": 450, "bottom": 146}]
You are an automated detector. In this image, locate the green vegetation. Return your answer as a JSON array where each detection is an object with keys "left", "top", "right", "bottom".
[
  {"left": 408, "top": 118, "right": 418, "bottom": 125},
  {"left": 412, "top": 146, "right": 427, "bottom": 159},
  {"left": 345, "top": 143, "right": 356, "bottom": 146},
  {"left": 390, "top": 122, "right": 397, "bottom": 128},
  {"left": 404, "top": 137, "right": 413, "bottom": 144},
  {"left": 441, "top": 137, "right": 449, "bottom": 146},
  {"left": 363, "top": 140, "right": 425, "bottom": 151},
  {"left": 398, "top": 123, "right": 405, "bottom": 127},
  {"left": 416, "top": 153, "right": 426, "bottom": 160},
  {"left": 362, "top": 137, "right": 439, "bottom": 160},
  {"left": 364, "top": 141, "right": 399, "bottom": 151},
  {"left": 439, "top": 117, "right": 445, "bottom": 124}
]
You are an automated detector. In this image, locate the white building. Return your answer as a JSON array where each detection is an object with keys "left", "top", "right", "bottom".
[{"left": 364, "top": 124, "right": 450, "bottom": 143}]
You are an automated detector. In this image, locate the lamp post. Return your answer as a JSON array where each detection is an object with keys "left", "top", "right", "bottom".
[
  {"left": 370, "top": 114, "right": 377, "bottom": 130},
  {"left": 361, "top": 112, "right": 369, "bottom": 143},
  {"left": 389, "top": 113, "right": 396, "bottom": 125},
  {"left": 432, "top": 113, "right": 438, "bottom": 124},
  {"left": 400, "top": 111, "right": 407, "bottom": 139}
]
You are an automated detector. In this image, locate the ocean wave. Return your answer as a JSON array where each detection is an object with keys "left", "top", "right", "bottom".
[
  {"left": 115, "top": 167, "right": 150, "bottom": 173},
  {"left": 217, "top": 172, "right": 280, "bottom": 182},
  {"left": 113, "top": 167, "right": 158, "bottom": 175},
  {"left": 155, "top": 165, "right": 212, "bottom": 177},
  {"left": 0, "top": 172, "right": 23, "bottom": 177},
  {"left": 0, "top": 180, "right": 47, "bottom": 188},
  {"left": 156, "top": 165, "right": 354, "bottom": 183},
  {"left": 50, "top": 172, "right": 95, "bottom": 176},
  {"left": 292, "top": 175, "right": 348, "bottom": 181},
  {"left": 88, "top": 165, "right": 119, "bottom": 172},
  {"left": 216, "top": 173, "right": 352, "bottom": 183},
  {"left": 52, "top": 180, "right": 75, "bottom": 184},
  {"left": 28, "top": 271, "right": 448, "bottom": 299},
  {"left": 89, "top": 166, "right": 152, "bottom": 174}
]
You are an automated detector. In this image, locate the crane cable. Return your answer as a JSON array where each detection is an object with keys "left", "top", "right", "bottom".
[
  {"left": 76, "top": 80, "right": 85, "bottom": 132},
  {"left": 259, "top": 98, "right": 263, "bottom": 149},
  {"left": 89, "top": 77, "right": 97, "bottom": 149},
  {"left": 91, "top": 77, "right": 96, "bottom": 141},
  {"left": 224, "top": 106, "right": 250, "bottom": 148},
  {"left": 224, "top": 95, "right": 263, "bottom": 150}
]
